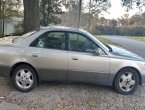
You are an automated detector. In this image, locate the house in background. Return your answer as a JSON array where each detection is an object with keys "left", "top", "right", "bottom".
[{"left": 0, "top": 17, "right": 23, "bottom": 36}]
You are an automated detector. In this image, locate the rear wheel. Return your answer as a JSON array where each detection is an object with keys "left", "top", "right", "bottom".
[
  {"left": 114, "top": 68, "right": 139, "bottom": 95},
  {"left": 11, "top": 64, "right": 37, "bottom": 92}
]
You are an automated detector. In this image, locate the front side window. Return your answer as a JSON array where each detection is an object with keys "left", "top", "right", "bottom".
[
  {"left": 68, "top": 33, "right": 98, "bottom": 53},
  {"left": 31, "top": 32, "right": 66, "bottom": 50}
]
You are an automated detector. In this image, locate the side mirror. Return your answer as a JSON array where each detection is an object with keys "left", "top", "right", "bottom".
[
  {"left": 93, "top": 48, "right": 101, "bottom": 56},
  {"left": 104, "top": 43, "right": 112, "bottom": 52}
]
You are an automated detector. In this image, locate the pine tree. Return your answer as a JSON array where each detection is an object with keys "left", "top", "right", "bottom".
[{"left": 40, "top": 0, "right": 63, "bottom": 26}]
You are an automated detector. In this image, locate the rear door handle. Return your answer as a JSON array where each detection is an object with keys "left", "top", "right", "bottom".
[{"left": 72, "top": 57, "right": 78, "bottom": 60}]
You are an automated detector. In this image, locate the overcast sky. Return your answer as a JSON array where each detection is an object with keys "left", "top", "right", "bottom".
[
  {"left": 104, "top": 0, "right": 126, "bottom": 18},
  {"left": 104, "top": 0, "right": 141, "bottom": 19},
  {"left": 83, "top": 0, "right": 142, "bottom": 19}
]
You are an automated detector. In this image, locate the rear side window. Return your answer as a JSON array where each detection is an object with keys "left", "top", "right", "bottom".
[{"left": 31, "top": 32, "right": 66, "bottom": 50}]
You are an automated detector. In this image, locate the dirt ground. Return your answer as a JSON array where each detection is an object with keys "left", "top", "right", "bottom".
[{"left": 0, "top": 77, "right": 145, "bottom": 110}]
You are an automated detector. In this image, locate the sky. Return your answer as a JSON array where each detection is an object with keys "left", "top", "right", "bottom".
[
  {"left": 103, "top": 0, "right": 140, "bottom": 19},
  {"left": 83, "top": 0, "right": 142, "bottom": 19},
  {"left": 104, "top": 0, "right": 126, "bottom": 19}
]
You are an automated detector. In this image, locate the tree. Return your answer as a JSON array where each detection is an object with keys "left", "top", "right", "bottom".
[
  {"left": 62, "top": 0, "right": 80, "bottom": 27},
  {"left": 40, "top": 0, "right": 63, "bottom": 26},
  {"left": 109, "top": 19, "right": 117, "bottom": 27},
  {"left": 0, "top": 0, "right": 2, "bottom": 36},
  {"left": 99, "top": 17, "right": 107, "bottom": 26},
  {"left": 129, "top": 14, "right": 140, "bottom": 25},
  {"left": 118, "top": 14, "right": 129, "bottom": 26},
  {"left": 134, "top": 12, "right": 145, "bottom": 26},
  {"left": 3, "top": 0, "right": 22, "bottom": 18},
  {"left": 0, "top": 0, "right": 22, "bottom": 18},
  {"left": 109, "top": 19, "right": 117, "bottom": 34},
  {"left": 0, "top": 0, "right": 2, "bottom": 18},
  {"left": 87, "top": 0, "right": 111, "bottom": 31},
  {"left": 122, "top": 0, "right": 145, "bottom": 11},
  {"left": 62, "top": 0, "right": 79, "bottom": 12},
  {"left": 23, "top": 0, "right": 40, "bottom": 33},
  {"left": 88, "top": 0, "right": 110, "bottom": 15}
]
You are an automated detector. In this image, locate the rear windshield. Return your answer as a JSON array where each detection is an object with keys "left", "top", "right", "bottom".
[{"left": 12, "top": 31, "right": 36, "bottom": 43}]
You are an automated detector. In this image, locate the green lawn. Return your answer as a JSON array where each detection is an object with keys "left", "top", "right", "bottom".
[
  {"left": 95, "top": 36, "right": 119, "bottom": 46},
  {"left": 127, "top": 36, "right": 145, "bottom": 42}
]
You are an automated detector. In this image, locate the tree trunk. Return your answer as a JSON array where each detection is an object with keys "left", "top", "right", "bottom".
[
  {"left": 77, "top": 0, "right": 82, "bottom": 28},
  {"left": 23, "top": 0, "right": 40, "bottom": 33},
  {"left": 88, "top": 0, "right": 92, "bottom": 32},
  {"left": 0, "top": 0, "right": 1, "bottom": 20},
  {"left": 0, "top": 0, "right": 2, "bottom": 37}
]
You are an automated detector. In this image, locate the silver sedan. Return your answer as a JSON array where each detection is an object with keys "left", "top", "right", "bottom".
[{"left": 0, "top": 26, "right": 145, "bottom": 95}]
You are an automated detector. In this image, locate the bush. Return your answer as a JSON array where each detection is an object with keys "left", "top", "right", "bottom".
[{"left": 92, "top": 26, "right": 145, "bottom": 36}]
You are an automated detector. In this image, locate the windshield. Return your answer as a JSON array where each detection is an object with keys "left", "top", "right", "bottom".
[
  {"left": 87, "top": 32, "right": 110, "bottom": 52},
  {"left": 12, "top": 31, "right": 36, "bottom": 43},
  {"left": 85, "top": 31, "right": 110, "bottom": 52}
]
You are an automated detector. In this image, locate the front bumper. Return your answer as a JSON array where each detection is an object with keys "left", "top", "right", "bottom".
[{"left": 141, "top": 75, "right": 145, "bottom": 86}]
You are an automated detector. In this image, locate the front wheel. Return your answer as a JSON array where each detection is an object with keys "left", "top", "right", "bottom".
[
  {"left": 11, "top": 64, "right": 37, "bottom": 92},
  {"left": 114, "top": 68, "right": 139, "bottom": 95}
]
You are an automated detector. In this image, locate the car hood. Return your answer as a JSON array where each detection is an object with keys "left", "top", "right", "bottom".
[{"left": 109, "top": 45, "right": 145, "bottom": 62}]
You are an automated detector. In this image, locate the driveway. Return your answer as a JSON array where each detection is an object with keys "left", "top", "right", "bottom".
[
  {"left": 0, "top": 78, "right": 145, "bottom": 110},
  {"left": 102, "top": 35, "right": 145, "bottom": 58}
]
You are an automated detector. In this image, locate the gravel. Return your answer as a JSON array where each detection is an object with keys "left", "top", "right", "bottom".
[{"left": 0, "top": 77, "right": 145, "bottom": 110}]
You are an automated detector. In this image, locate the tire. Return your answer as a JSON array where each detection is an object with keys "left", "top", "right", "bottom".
[
  {"left": 114, "top": 68, "right": 139, "bottom": 95},
  {"left": 11, "top": 64, "right": 37, "bottom": 92}
]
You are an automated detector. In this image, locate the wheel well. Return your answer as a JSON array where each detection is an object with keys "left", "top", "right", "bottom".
[
  {"left": 113, "top": 67, "right": 142, "bottom": 86},
  {"left": 10, "top": 62, "right": 39, "bottom": 83}
]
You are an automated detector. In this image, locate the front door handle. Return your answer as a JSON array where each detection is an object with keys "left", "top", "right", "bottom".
[
  {"left": 31, "top": 53, "right": 38, "bottom": 57},
  {"left": 32, "top": 54, "right": 38, "bottom": 57},
  {"left": 72, "top": 57, "right": 78, "bottom": 60}
]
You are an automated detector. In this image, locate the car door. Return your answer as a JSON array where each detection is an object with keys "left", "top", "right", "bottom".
[
  {"left": 67, "top": 32, "right": 110, "bottom": 85},
  {"left": 29, "top": 31, "right": 68, "bottom": 81}
]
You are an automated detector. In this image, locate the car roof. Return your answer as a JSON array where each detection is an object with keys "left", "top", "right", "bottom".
[{"left": 39, "top": 26, "right": 88, "bottom": 34}]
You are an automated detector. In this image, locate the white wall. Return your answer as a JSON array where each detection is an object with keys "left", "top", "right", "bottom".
[
  {"left": 4, "top": 21, "right": 16, "bottom": 36},
  {"left": 0, "top": 19, "right": 16, "bottom": 36}
]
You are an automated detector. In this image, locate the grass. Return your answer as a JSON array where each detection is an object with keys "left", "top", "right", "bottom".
[
  {"left": 95, "top": 36, "right": 119, "bottom": 46},
  {"left": 127, "top": 36, "right": 145, "bottom": 42}
]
